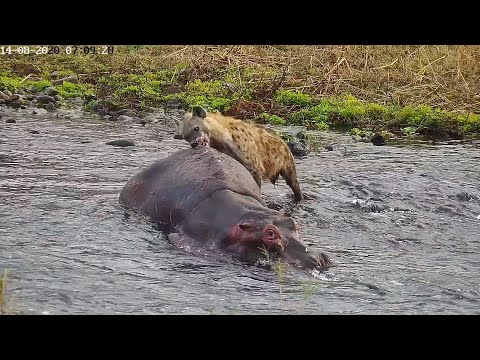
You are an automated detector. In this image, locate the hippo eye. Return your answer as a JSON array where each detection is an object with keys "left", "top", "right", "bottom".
[
  {"left": 194, "top": 126, "right": 200, "bottom": 131},
  {"left": 266, "top": 229, "right": 275, "bottom": 238}
]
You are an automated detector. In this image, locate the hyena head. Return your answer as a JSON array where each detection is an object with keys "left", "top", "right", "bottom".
[{"left": 181, "top": 105, "right": 211, "bottom": 148}]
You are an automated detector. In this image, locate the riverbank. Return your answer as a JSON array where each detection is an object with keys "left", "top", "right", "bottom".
[{"left": 1, "top": 45, "right": 479, "bottom": 140}]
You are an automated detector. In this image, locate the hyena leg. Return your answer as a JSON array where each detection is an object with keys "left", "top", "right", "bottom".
[
  {"left": 270, "top": 173, "right": 279, "bottom": 186},
  {"left": 280, "top": 168, "right": 303, "bottom": 202},
  {"left": 222, "top": 140, "right": 263, "bottom": 188}
]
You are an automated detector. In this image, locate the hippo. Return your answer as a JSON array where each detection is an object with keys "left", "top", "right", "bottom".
[{"left": 119, "top": 146, "right": 331, "bottom": 272}]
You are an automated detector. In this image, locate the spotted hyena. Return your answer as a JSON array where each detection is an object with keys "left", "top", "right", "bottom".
[{"left": 174, "top": 105, "right": 303, "bottom": 201}]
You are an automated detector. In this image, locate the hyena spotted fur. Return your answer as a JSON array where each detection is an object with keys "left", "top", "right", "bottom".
[{"left": 174, "top": 106, "right": 303, "bottom": 201}]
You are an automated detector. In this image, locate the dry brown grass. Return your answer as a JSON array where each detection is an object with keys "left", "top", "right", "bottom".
[
  {"left": 165, "top": 45, "right": 480, "bottom": 114},
  {"left": 2, "top": 45, "right": 479, "bottom": 114}
]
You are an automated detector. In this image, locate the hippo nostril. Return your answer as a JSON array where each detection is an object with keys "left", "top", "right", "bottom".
[{"left": 191, "top": 142, "right": 198, "bottom": 148}]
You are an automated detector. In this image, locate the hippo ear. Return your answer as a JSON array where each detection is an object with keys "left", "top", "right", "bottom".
[
  {"left": 232, "top": 222, "right": 260, "bottom": 242},
  {"left": 192, "top": 105, "right": 207, "bottom": 119},
  {"left": 276, "top": 217, "right": 298, "bottom": 232},
  {"left": 238, "top": 222, "right": 258, "bottom": 233}
]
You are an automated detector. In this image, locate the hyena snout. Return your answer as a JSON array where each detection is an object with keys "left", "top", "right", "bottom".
[{"left": 190, "top": 135, "right": 210, "bottom": 148}]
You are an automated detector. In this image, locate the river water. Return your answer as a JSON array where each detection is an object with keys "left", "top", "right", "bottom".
[{"left": 1, "top": 106, "right": 479, "bottom": 314}]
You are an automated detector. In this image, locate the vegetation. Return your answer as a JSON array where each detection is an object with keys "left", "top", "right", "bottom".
[
  {"left": 1, "top": 45, "right": 480, "bottom": 139},
  {"left": 0, "top": 270, "right": 9, "bottom": 315}
]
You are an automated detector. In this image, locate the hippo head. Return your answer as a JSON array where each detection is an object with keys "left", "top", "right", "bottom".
[
  {"left": 226, "top": 214, "right": 331, "bottom": 271},
  {"left": 180, "top": 105, "right": 211, "bottom": 148}
]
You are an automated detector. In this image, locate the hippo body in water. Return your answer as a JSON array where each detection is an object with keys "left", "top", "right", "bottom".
[{"left": 119, "top": 146, "right": 330, "bottom": 271}]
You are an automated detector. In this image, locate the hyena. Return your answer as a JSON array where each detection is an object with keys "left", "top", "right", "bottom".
[{"left": 174, "top": 106, "right": 303, "bottom": 201}]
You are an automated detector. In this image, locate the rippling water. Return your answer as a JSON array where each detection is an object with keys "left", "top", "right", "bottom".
[{"left": 1, "top": 107, "right": 479, "bottom": 314}]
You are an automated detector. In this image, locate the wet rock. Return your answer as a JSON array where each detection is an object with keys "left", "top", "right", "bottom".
[
  {"left": 8, "top": 94, "right": 20, "bottom": 103},
  {"left": 44, "top": 87, "right": 58, "bottom": 96},
  {"left": 134, "top": 118, "right": 147, "bottom": 125},
  {"left": 13, "top": 94, "right": 27, "bottom": 103},
  {"left": 6, "top": 119, "right": 16, "bottom": 123},
  {"left": 70, "top": 97, "right": 83, "bottom": 106},
  {"left": 49, "top": 71, "right": 60, "bottom": 79},
  {"left": 52, "top": 74, "right": 78, "bottom": 86},
  {"left": 296, "top": 131, "right": 307, "bottom": 140},
  {"left": 166, "top": 99, "right": 183, "bottom": 109},
  {"left": 112, "top": 109, "right": 137, "bottom": 117},
  {"left": 0, "top": 91, "right": 10, "bottom": 101},
  {"left": 26, "top": 87, "right": 39, "bottom": 94},
  {"left": 106, "top": 139, "right": 135, "bottom": 147},
  {"left": 45, "top": 102, "right": 55, "bottom": 112},
  {"left": 36, "top": 95, "right": 56, "bottom": 104},
  {"left": 65, "top": 75, "right": 78, "bottom": 84},
  {"left": 288, "top": 139, "right": 310, "bottom": 157},
  {"left": 91, "top": 101, "right": 104, "bottom": 112},
  {"left": 324, "top": 144, "right": 334, "bottom": 151},
  {"left": 29, "top": 130, "right": 40, "bottom": 134},
  {"left": 20, "top": 105, "right": 27, "bottom": 109},
  {"left": 32, "top": 108, "right": 48, "bottom": 115},
  {"left": 54, "top": 95, "right": 63, "bottom": 102},
  {"left": 371, "top": 133, "right": 386, "bottom": 146},
  {"left": 3, "top": 89, "right": 13, "bottom": 97},
  {"left": 17, "top": 89, "right": 28, "bottom": 95},
  {"left": 0, "top": 99, "right": 5, "bottom": 105},
  {"left": 455, "top": 192, "right": 476, "bottom": 201},
  {"left": 118, "top": 115, "right": 134, "bottom": 122},
  {"left": 352, "top": 135, "right": 363, "bottom": 142}
]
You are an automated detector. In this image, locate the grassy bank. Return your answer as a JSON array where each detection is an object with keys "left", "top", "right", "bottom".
[
  {"left": 0, "top": 270, "right": 9, "bottom": 314},
  {"left": 1, "top": 45, "right": 480, "bottom": 139}
]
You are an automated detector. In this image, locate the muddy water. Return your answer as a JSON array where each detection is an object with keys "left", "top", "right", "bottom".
[{"left": 1, "top": 107, "right": 479, "bottom": 314}]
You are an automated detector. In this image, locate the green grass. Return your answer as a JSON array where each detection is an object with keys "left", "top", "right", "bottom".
[
  {"left": 279, "top": 93, "right": 480, "bottom": 138},
  {"left": 256, "top": 113, "right": 286, "bottom": 125},
  {"left": 275, "top": 89, "right": 312, "bottom": 107}
]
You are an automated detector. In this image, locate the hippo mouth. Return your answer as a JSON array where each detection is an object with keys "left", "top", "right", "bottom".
[{"left": 284, "top": 248, "right": 331, "bottom": 270}]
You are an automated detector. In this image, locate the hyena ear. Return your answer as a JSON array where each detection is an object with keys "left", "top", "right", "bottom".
[
  {"left": 192, "top": 105, "right": 207, "bottom": 119},
  {"left": 173, "top": 117, "right": 182, "bottom": 131}
]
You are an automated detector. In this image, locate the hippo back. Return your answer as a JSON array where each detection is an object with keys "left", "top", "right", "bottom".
[{"left": 119, "top": 146, "right": 263, "bottom": 225}]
